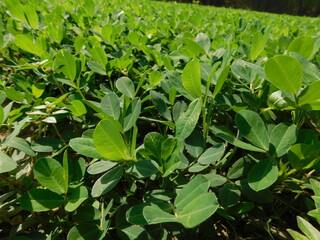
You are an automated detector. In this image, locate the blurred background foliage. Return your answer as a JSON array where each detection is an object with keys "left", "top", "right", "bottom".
[{"left": 158, "top": 0, "right": 320, "bottom": 17}]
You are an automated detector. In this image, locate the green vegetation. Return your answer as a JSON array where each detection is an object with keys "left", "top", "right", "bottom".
[
  {"left": 0, "top": 0, "right": 320, "bottom": 239},
  {"left": 163, "top": 0, "right": 320, "bottom": 17}
]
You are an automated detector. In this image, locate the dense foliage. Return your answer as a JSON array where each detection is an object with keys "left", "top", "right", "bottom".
[
  {"left": 0, "top": 0, "right": 320, "bottom": 239},
  {"left": 162, "top": 0, "right": 320, "bottom": 17}
]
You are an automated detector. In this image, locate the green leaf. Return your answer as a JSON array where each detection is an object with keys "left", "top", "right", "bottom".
[
  {"left": 181, "top": 38, "right": 206, "bottom": 57},
  {"left": 0, "top": 106, "right": 4, "bottom": 126},
  {"left": 144, "top": 190, "right": 174, "bottom": 202},
  {"left": 90, "top": 45, "right": 108, "bottom": 66},
  {"left": 15, "top": 34, "right": 43, "bottom": 56},
  {"left": 230, "top": 59, "right": 255, "bottom": 83},
  {"left": 126, "top": 203, "right": 150, "bottom": 225},
  {"left": 291, "top": 52, "right": 320, "bottom": 84},
  {"left": 174, "top": 175, "right": 209, "bottom": 212},
  {"left": 235, "top": 110, "right": 269, "bottom": 150},
  {"left": 150, "top": 90, "right": 172, "bottom": 121},
  {"left": 265, "top": 55, "right": 302, "bottom": 93},
  {"left": 24, "top": 5, "right": 38, "bottom": 29},
  {"left": 87, "top": 61, "right": 107, "bottom": 75},
  {"left": 69, "top": 157, "right": 86, "bottom": 182},
  {"left": 169, "top": 72, "right": 195, "bottom": 101},
  {"left": 20, "top": 189, "right": 64, "bottom": 212},
  {"left": 32, "top": 83, "right": 45, "bottom": 98},
  {"left": 297, "top": 216, "right": 320, "bottom": 240},
  {"left": 144, "top": 132, "right": 164, "bottom": 159},
  {"left": 0, "top": 91, "right": 6, "bottom": 105},
  {"left": 162, "top": 138, "right": 180, "bottom": 176},
  {"left": 0, "top": 33, "right": 4, "bottom": 50},
  {"left": 116, "top": 77, "right": 135, "bottom": 98},
  {"left": 197, "top": 144, "right": 225, "bottom": 165},
  {"left": 163, "top": 154, "right": 180, "bottom": 177},
  {"left": 4, "top": 0, "right": 27, "bottom": 23},
  {"left": 54, "top": 50, "right": 77, "bottom": 81},
  {"left": 195, "top": 33, "right": 211, "bottom": 53},
  {"left": 310, "top": 179, "right": 320, "bottom": 196},
  {"left": 6, "top": 137, "right": 36, "bottom": 156},
  {"left": 185, "top": 129, "right": 204, "bottom": 158},
  {"left": 288, "top": 36, "right": 315, "bottom": 60},
  {"left": 308, "top": 209, "right": 320, "bottom": 222},
  {"left": 287, "top": 229, "right": 310, "bottom": 240},
  {"left": 175, "top": 98, "right": 202, "bottom": 140},
  {"left": 212, "top": 64, "right": 229, "bottom": 99},
  {"left": 127, "top": 31, "right": 140, "bottom": 45},
  {"left": 3, "top": 117, "right": 29, "bottom": 148},
  {"left": 93, "top": 119, "right": 127, "bottom": 160},
  {"left": 69, "top": 137, "right": 105, "bottom": 159},
  {"left": 189, "top": 163, "right": 208, "bottom": 173},
  {"left": 118, "top": 225, "right": 148, "bottom": 240},
  {"left": 267, "top": 90, "right": 296, "bottom": 110},
  {"left": 31, "top": 137, "right": 63, "bottom": 153},
  {"left": 248, "top": 159, "right": 278, "bottom": 192},
  {"left": 148, "top": 71, "right": 162, "bottom": 87},
  {"left": 219, "top": 183, "right": 240, "bottom": 207},
  {"left": 178, "top": 192, "right": 219, "bottom": 228},
  {"left": 298, "top": 80, "right": 320, "bottom": 110},
  {"left": 126, "top": 160, "right": 158, "bottom": 178},
  {"left": 87, "top": 161, "right": 117, "bottom": 175},
  {"left": 269, "top": 123, "right": 297, "bottom": 157},
  {"left": 215, "top": 133, "right": 266, "bottom": 152},
  {"left": 227, "top": 157, "right": 250, "bottom": 180},
  {"left": 47, "top": 22, "right": 64, "bottom": 44},
  {"left": 67, "top": 223, "right": 102, "bottom": 240},
  {"left": 33, "top": 157, "right": 68, "bottom": 194},
  {"left": 123, "top": 98, "right": 141, "bottom": 132},
  {"left": 4, "top": 87, "right": 24, "bottom": 102},
  {"left": 288, "top": 144, "right": 320, "bottom": 170},
  {"left": 181, "top": 59, "right": 202, "bottom": 98},
  {"left": 250, "top": 32, "right": 267, "bottom": 60},
  {"left": 65, "top": 186, "right": 88, "bottom": 212},
  {"left": 204, "top": 173, "right": 227, "bottom": 187},
  {"left": 67, "top": 100, "right": 87, "bottom": 117},
  {"left": 101, "top": 93, "right": 120, "bottom": 120},
  {"left": 101, "top": 24, "right": 114, "bottom": 43},
  {"left": 0, "top": 151, "right": 17, "bottom": 174},
  {"left": 91, "top": 166, "right": 123, "bottom": 197},
  {"left": 161, "top": 137, "right": 178, "bottom": 162},
  {"left": 73, "top": 205, "right": 100, "bottom": 222},
  {"left": 143, "top": 204, "right": 178, "bottom": 225},
  {"left": 312, "top": 196, "right": 320, "bottom": 209}
]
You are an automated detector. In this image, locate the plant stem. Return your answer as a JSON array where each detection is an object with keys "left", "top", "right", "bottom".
[
  {"left": 130, "top": 124, "right": 138, "bottom": 157},
  {"left": 53, "top": 123, "right": 64, "bottom": 141},
  {"left": 53, "top": 76, "right": 65, "bottom": 95},
  {"left": 100, "top": 200, "right": 105, "bottom": 229},
  {"left": 0, "top": 174, "right": 11, "bottom": 182}
]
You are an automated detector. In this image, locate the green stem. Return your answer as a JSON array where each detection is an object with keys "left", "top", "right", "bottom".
[
  {"left": 130, "top": 124, "right": 138, "bottom": 158},
  {"left": 52, "top": 76, "right": 65, "bottom": 95},
  {"left": 202, "top": 105, "right": 208, "bottom": 140},
  {"left": 77, "top": 88, "right": 85, "bottom": 99},
  {"left": 38, "top": 121, "right": 43, "bottom": 138},
  {"left": 53, "top": 123, "right": 64, "bottom": 142},
  {"left": 286, "top": 169, "right": 297, "bottom": 177},
  {"left": 202, "top": 63, "right": 219, "bottom": 139},
  {"left": 138, "top": 117, "right": 174, "bottom": 128},
  {"left": 100, "top": 200, "right": 105, "bottom": 229},
  {"left": 109, "top": 76, "right": 114, "bottom": 91}
]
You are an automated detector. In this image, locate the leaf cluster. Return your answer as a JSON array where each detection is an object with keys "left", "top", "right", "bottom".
[{"left": 0, "top": 0, "right": 320, "bottom": 239}]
